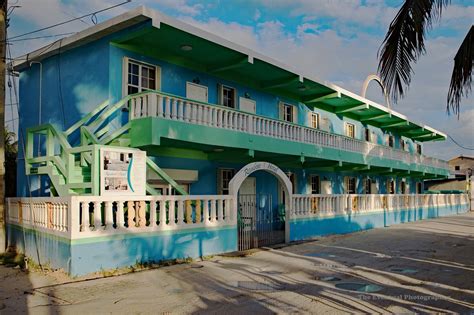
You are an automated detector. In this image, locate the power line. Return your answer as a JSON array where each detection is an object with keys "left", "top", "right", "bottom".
[
  {"left": 7, "top": 0, "right": 131, "bottom": 41},
  {"left": 448, "top": 134, "right": 474, "bottom": 150},
  {"left": 7, "top": 32, "right": 76, "bottom": 42}
]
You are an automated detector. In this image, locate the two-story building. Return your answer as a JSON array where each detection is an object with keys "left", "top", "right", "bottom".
[{"left": 6, "top": 7, "right": 469, "bottom": 275}]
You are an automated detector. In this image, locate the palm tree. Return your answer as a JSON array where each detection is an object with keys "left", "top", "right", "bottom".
[{"left": 378, "top": 0, "right": 473, "bottom": 115}]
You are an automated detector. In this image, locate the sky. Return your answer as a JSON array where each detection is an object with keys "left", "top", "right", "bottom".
[{"left": 5, "top": 0, "right": 474, "bottom": 160}]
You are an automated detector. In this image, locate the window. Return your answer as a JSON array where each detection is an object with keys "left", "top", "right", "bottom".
[
  {"left": 283, "top": 104, "right": 294, "bottom": 123},
  {"left": 388, "top": 135, "right": 394, "bottom": 148},
  {"left": 345, "top": 177, "right": 356, "bottom": 194},
  {"left": 364, "top": 128, "right": 371, "bottom": 142},
  {"left": 387, "top": 179, "right": 395, "bottom": 194},
  {"left": 219, "top": 85, "right": 236, "bottom": 108},
  {"left": 416, "top": 182, "right": 423, "bottom": 194},
  {"left": 218, "top": 169, "right": 235, "bottom": 195},
  {"left": 363, "top": 178, "right": 372, "bottom": 194},
  {"left": 125, "top": 58, "right": 158, "bottom": 95},
  {"left": 400, "top": 139, "right": 406, "bottom": 151},
  {"left": 311, "top": 113, "right": 319, "bottom": 129},
  {"left": 345, "top": 123, "right": 355, "bottom": 138},
  {"left": 455, "top": 165, "right": 460, "bottom": 171},
  {"left": 400, "top": 181, "right": 406, "bottom": 194},
  {"left": 416, "top": 143, "right": 422, "bottom": 154},
  {"left": 310, "top": 175, "right": 320, "bottom": 194}
]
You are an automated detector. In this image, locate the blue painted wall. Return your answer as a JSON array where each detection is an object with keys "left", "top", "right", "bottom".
[
  {"left": 290, "top": 203, "right": 469, "bottom": 241},
  {"left": 17, "top": 22, "right": 424, "bottom": 197}
]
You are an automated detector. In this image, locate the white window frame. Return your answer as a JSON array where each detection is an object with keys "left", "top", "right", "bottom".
[
  {"left": 387, "top": 134, "right": 395, "bottom": 148},
  {"left": 310, "top": 175, "right": 320, "bottom": 194},
  {"left": 363, "top": 178, "right": 372, "bottom": 194},
  {"left": 345, "top": 122, "right": 355, "bottom": 138},
  {"left": 345, "top": 176, "right": 357, "bottom": 194},
  {"left": 218, "top": 84, "right": 237, "bottom": 108},
  {"left": 186, "top": 81, "right": 208, "bottom": 103},
  {"left": 279, "top": 102, "right": 297, "bottom": 123},
  {"left": 400, "top": 180, "right": 406, "bottom": 194},
  {"left": 364, "top": 128, "right": 371, "bottom": 142},
  {"left": 122, "top": 57, "right": 161, "bottom": 97},
  {"left": 218, "top": 168, "right": 235, "bottom": 195},
  {"left": 310, "top": 112, "right": 319, "bottom": 129},
  {"left": 416, "top": 143, "right": 422, "bottom": 155},
  {"left": 387, "top": 179, "right": 395, "bottom": 194}
]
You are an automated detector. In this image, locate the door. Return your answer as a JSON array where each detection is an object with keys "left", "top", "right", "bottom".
[
  {"left": 238, "top": 177, "right": 285, "bottom": 250},
  {"left": 186, "top": 82, "right": 208, "bottom": 102},
  {"left": 238, "top": 177, "right": 256, "bottom": 251}
]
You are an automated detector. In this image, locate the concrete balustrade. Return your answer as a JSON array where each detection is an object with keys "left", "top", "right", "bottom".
[
  {"left": 291, "top": 193, "right": 469, "bottom": 219},
  {"left": 129, "top": 91, "right": 449, "bottom": 171},
  {"left": 6, "top": 195, "right": 235, "bottom": 240}
]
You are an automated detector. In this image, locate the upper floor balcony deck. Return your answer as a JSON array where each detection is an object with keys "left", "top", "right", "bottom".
[{"left": 127, "top": 91, "right": 449, "bottom": 177}]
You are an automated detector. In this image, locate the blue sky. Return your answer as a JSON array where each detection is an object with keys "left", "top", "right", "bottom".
[{"left": 6, "top": 0, "right": 474, "bottom": 160}]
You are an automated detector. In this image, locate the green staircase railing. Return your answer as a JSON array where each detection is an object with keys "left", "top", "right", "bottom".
[{"left": 26, "top": 93, "right": 188, "bottom": 196}]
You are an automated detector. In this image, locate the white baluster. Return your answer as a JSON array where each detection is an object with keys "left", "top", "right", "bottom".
[
  {"left": 169, "top": 200, "right": 176, "bottom": 226},
  {"left": 177, "top": 200, "right": 184, "bottom": 226},
  {"left": 164, "top": 97, "right": 171, "bottom": 118},
  {"left": 116, "top": 201, "right": 125, "bottom": 229},
  {"left": 93, "top": 201, "right": 101, "bottom": 230},
  {"left": 203, "top": 199, "right": 210, "bottom": 223},
  {"left": 172, "top": 99, "right": 178, "bottom": 119},
  {"left": 211, "top": 199, "right": 217, "bottom": 222},
  {"left": 217, "top": 199, "right": 224, "bottom": 222},
  {"left": 149, "top": 200, "right": 157, "bottom": 227},
  {"left": 159, "top": 200, "right": 166, "bottom": 227},
  {"left": 80, "top": 201, "right": 90, "bottom": 232},
  {"left": 105, "top": 201, "right": 114, "bottom": 230}
]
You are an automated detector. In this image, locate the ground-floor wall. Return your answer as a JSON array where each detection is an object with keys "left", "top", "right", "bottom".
[
  {"left": 289, "top": 202, "right": 470, "bottom": 241},
  {"left": 151, "top": 154, "right": 422, "bottom": 196},
  {"left": 7, "top": 224, "right": 237, "bottom": 276}
]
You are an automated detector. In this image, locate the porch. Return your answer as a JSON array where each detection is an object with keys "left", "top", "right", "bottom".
[{"left": 5, "top": 193, "right": 470, "bottom": 275}]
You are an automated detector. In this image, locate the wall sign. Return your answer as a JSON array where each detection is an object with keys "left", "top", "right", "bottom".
[{"left": 100, "top": 147, "right": 146, "bottom": 196}]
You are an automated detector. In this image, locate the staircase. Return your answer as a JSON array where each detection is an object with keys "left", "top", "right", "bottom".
[{"left": 26, "top": 93, "right": 187, "bottom": 197}]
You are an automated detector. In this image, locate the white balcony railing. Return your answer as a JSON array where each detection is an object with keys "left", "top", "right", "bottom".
[
  {"left": 6, "top": 195, "right": 235, "bottom": 240},
  {"left": 7, "top": 194, "right": 469, "bottom": 239},
  {"left": 291, "top": 193, "right": 469, "bottom": 219},
  {"left": 128, "top": 91, "right": 449, "bottom": 171}
]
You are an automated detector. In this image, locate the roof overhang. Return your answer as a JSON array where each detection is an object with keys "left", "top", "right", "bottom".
[{"left": 11, "top": 6, "right": 447, "bottom": 143}]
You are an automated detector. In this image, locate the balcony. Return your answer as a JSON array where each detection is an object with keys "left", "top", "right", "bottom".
[{"left": 128, "top": 91, "right": 449, "bottom": 177}]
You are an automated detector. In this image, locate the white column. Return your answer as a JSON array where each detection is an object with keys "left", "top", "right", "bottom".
[
  {"left": 93, "top": 201, "right": 101, "bottom": 230},
  {"left": 116, "top": 201, "right": 125, "bottom": 229}
]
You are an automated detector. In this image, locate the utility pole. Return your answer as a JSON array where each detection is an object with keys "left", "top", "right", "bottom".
[{"left": 0, "top": 0, "right": 7, "bottom": 253}]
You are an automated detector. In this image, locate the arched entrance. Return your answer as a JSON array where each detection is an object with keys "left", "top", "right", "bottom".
[{"left": 229, "top": 162, "right": 292, "bottom": 250}]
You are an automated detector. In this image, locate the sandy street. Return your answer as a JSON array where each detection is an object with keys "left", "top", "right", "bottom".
[{"left": 1, "top": 212, "right": 473, "bottom": 314}]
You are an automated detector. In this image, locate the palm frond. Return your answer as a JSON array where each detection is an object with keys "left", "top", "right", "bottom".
[
  {"left": 447, "top": 25, "right": 473, "bottom": 116},
  {"left": 378, "top": 0, "right": 450, "bottom": 104}
]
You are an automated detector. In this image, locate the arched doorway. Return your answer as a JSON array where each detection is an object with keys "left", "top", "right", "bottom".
[{"left": 229, "top": 162, "right": 292, "bottom": 250}]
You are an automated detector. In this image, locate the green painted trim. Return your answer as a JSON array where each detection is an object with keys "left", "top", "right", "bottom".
[
  {"left": 130, "top": 117, "right": 449, "bottom": 177},
  {"left": 70, "top": 224, "right": 236, "bottom": 245}
]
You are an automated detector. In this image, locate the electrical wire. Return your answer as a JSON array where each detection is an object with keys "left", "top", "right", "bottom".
[
  {"left": 7, "top": 32, "right": 76, "bottom": 42},
  {"left": 448, "top": 134, "right": 474, "bottom": 150},
  {"left": 7, "top": 0, "right": 131, "bottom": 41}
]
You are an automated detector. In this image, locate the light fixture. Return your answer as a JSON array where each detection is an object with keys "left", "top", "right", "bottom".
[{"left": 180, "top": 44, "right": 193, "bottom": 51}]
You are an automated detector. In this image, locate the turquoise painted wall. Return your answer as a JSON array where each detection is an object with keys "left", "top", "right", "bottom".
[
  {"left": 289, "top": 203, "right": 469, "bottom": 241},
  {"left": 7, "top": 224, "right": 237, "bottom": 276}
]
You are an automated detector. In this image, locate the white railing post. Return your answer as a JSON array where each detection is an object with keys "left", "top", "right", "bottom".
[
  {"left": 116, "top": 200, "right": 125, "bottom": 229},
  {"left": 93, "top": 201, "right": 102, "bottom": 230}
]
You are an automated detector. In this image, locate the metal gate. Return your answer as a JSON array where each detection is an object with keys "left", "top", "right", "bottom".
[{"left": 238, "top": 194, "right": 285, "bottom": 251}]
